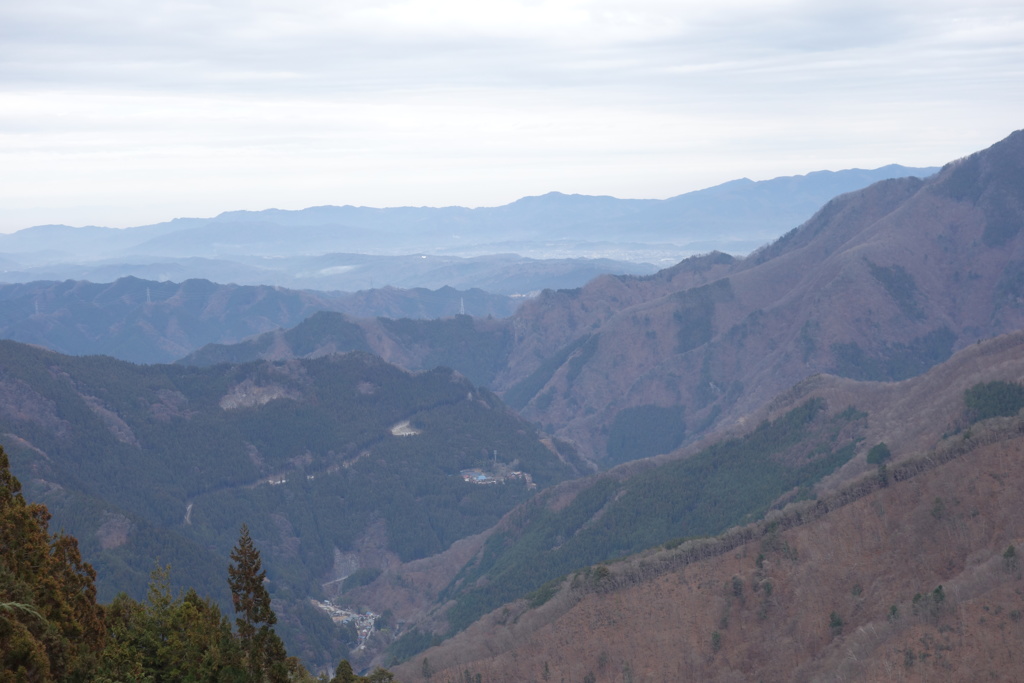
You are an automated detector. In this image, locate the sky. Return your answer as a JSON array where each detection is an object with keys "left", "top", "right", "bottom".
[{"left": 1, "top": 0, "right": 1022, "bottom": 232}]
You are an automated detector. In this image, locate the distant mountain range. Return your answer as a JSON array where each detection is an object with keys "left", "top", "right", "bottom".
[
  {"left": 0, "top": 165, "right": 936, "bottom": 294},
  {"left": 0, "top": 278, "right": 518, "bottom": 364}
]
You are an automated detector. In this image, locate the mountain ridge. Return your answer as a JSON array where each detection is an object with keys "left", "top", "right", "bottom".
[
  {"left": 0, "top": 277, "right": 519, "bottom": 364},
  {"left": 491, "top": 131, "right": 1023, "bottom": 462},
  {"left": 0, "top": 165, "right": 937, "bottom": 294}
]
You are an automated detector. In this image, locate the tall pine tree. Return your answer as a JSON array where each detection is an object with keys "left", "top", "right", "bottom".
[{"left": 228, "top": 524, "right": 288, "bottom": 683}]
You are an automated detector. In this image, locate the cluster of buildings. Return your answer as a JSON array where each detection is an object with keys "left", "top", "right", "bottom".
[
  {"left": 310, "top": 600, "right": 381, "bottom": 650},
  {"left": 459, "top": 468, "right": 535, "bottom": 489}
]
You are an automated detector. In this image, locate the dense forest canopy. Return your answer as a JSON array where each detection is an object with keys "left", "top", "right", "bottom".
[{"left": 0, "top": 444, "right": 398, "bottom": 681}]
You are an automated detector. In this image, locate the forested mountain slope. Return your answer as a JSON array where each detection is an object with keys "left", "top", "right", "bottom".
[{"left": 0, "top": 340, "right": 580, "bottom": 670}]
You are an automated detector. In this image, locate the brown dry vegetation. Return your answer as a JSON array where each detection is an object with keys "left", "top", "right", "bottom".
[
  {"left": 397, "top": 408, "right": 1024, "bottom": 682},
  {"left": 487, "top": 131, "right": 1024, "bottom": 463},
  {"left": 351, "top": 333, "right": 1024, "bottom": 661},
  {"left": 342, "top": 528, "right": 493, "bottom": 625}
]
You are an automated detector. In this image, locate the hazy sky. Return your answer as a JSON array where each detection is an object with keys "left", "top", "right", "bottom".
[{"left": 1, "top": 0, "right": 1021, "bottom": 232}]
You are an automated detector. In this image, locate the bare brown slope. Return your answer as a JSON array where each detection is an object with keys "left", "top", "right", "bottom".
[
  {"left": 398, "top": 408, "right": 1024, "bottom": 682},
  {"left": 497, "top": 130, "right": 1024, "bottom": 464}
]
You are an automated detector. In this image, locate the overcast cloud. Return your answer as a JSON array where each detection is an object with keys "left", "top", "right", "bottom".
[{"left": 1, "top": 0, "right": 1021, "bottom": 231}]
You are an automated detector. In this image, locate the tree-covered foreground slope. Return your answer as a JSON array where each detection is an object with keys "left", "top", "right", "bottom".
[
  {"left": 0, "top": 340, "right": 579, "bottom": 671},
  {"left": 1, "top": 444, "right": 399, "bottom": 681}
]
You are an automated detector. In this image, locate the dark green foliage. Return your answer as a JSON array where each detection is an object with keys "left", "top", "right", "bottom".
[
  {"left": 831, "top": 327, "right": 956, "bottom": 381},
  {"left": 0, "top": 445, "right": 106, "bottom": 682},
  {"left": 229, "top": 525, "right": 288, "bottom": 682},
  {"left": 184, "top": 311, "right": 372, "bottom": 367},
  {"left": 866, "top": 443, "right": 891, "bottom": 465},
  {"left": 285, "top": 311, "right": 373, "bottom": 358},
  {"left": 281, "top": 600, "right": 354, "bottom": 668},
  {"left": 605, "top": 404, "right": 686, "bottom": 466},
  {"left": 526, "top": 578, "right": 561, "bottom": 608},
  {"left": 440, "top": 399, "right": 863, "bottom": 638},
  {"left": 911, "top": 585, "right": 948, "bottom": 620},
  {"left": 964, "top": 381, "right": 1024, "bottom": 423},
  {"left": 672, "top": 279, "right": 734, "bottom": 353},
  {"left": 341, "top": 568, "right": 382, "bottom": 593},
  {"left": 441, "top": 476, "right": 621, "bottom": 634},
  {"left": 364, "top": 668, "right": 396, "bottom": 682},
  {"left": 386, "top": 628, "right": 441, "bottom": 663},
  {"left": 331, "top": 660, "right": 399, "bottom": 683},
  {"left": 829, "top": 611, "right": 844, "bottom": 635},
  {"left": 0, "top": 340, "right": 575, "bottom": 672},
  {"left": 97, "top": 569, "right": 246, "bottom": 682},
  {"left": 0, "top": 442, "right": 385, "bottom": 682},
  {"left": 378, "top": 314, "right": 513, "bottom": 387},
  {"left": 799, "top": 319, "right": 820, "bottom": 362},
  {"left": 867, "top": 261, "right": 924, "bottom": 319},
  {"left": 332, "top": 660, "right": 359, "bottom": 683},
  {"left": 1004, "top": 545, "right": 1018, "bottom": 572}
]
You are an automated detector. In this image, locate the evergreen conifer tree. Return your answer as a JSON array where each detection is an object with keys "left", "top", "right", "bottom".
[
  {"left": 0, "top": 445, "right": 105, "bottom": 681},
  {"left": 228, "top": 524, "right": 288, "bottom": 682}
]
